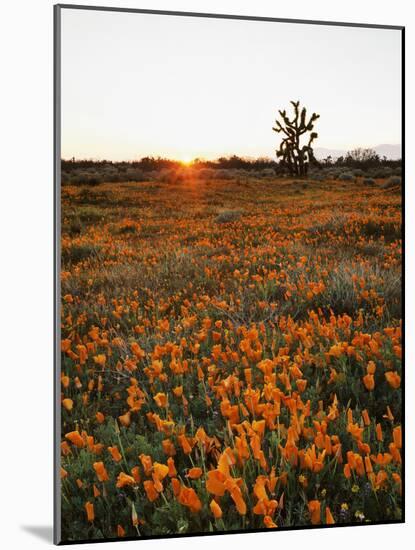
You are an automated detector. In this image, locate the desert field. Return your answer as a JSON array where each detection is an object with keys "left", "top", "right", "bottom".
[{"left": 60, "top": 175, "right": 402, "bottom": 540}]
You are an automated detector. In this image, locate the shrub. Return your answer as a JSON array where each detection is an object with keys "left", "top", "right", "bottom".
[
  {"left": 363, "top": 177, "right": 376, "bottom": 186},
  {"left": 197, "top": 168, "right": 215, "bottom": 180},
  {"left": 338, "top": 172, "right": 355, "bottom": 182},
  {"left": 215, "top": 210, "right": 242, "bottom": 224},
  {"left": 261, "top": 168, "right": 276, "bottom": 178},
  {"left": 353, "top": 168, "right": 365, "bottom": 177},
  {"left": 62, "top": 243, "right": 102, "bottom": 264},
  {"left": 214, "top": 169, "right": 235, "bottom": 180},
  {"left": 77, "top": 206, "right": 103, "bottom": 223},
  {"left": 308, "top": 173, "right": 325, "bottom": 181},
  {"left": 382, "top": 176, "right": 402, "bottom": 189}
]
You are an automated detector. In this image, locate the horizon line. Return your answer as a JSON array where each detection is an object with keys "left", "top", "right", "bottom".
[{"left": 61, "top": 145, "right": 402, "bottom": 163}]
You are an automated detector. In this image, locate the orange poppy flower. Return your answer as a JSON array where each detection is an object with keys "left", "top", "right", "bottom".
[
  {"left": 177, "top": 434, "right": 193, "bottom": 454},
  {"left": 61, "top": 441, "right": 71, "bottom": 456},
  {"left": 117, "top": 525, "right": 125, "bottom": 537},
  {"left": 93, "top": 354, "right": 106, "bottom": 367},
  {"left": 153, "top": 462, "right": 169, "bottom": 481},
  {"left": 264, "top": 515, "right": 277, "bottom": 528},
  {"left": 393, "top": 426, "right": 402, "bottom": 449},
  {"left": 118, "top": 411, "right": 131, "bottom": 427},
  {"left": 389, "top": 443, "right": 402, "bottom": 463},
  {"left": 308, "top": 500, "right": 321, "bottom": 525},
  {"left": 139, "top": 453, "right": 153, "bottom": 475},
  {"left": 108, "top": 446, "right": 122, "bottom": 462},
  {"left": 96, "top": 411, "right": 105, "bottom": 424},
  {"left": 361, "top": 409, "right": 370, "bottom": 426},
  {"left": 362, "top": 374, "right": 375, "bottom": 391},
  {"left": 62, "top": 398, "right": 73, "bottom": 411},
  {"left": 253, "top": 476, "right": 268, "bottom": 501},
  {"left": 173, "top": 386, "right": 183, "bottom": 397},
  {"left": 385, "top": 371, "right": 401, "bottom": 389},
  {"left": 65, "top": 431, "right": 84, "bottom": 448},
  {"left": 364, "top": 456, "right": 373, "bottom": 475},
  {"left": 85, "top": 501, "right": 94, "bottom": 522},
  {"left": 116, "top": 472, "right": 136, "bottom": 488},
  {"left": 162, "top": 439, "right": 176, "bottom": 456},
  {"left": 167, "top": 457, "right": 177, "bottom": 477},
  {"left": 141, "top": 479, "right": 158, "bottom": 502},
  {"left": 154, "top": 392, "right": 168, "bottom": 408},
  {"left": 229, "top": 486, "right": 246, "bottom": 515},
  {"left": 131, "top": 342, "right": 145, "bottom": 359},
  {"left": 171, "top": 477, "right": 181, "bottom": 497},
  {"left": 177, "top": 486, "right": 202, "bottom": 513},
  {"left": 93, "top": 461, "right": 109, "bottom": 482},
  {"left": 187, "top": 467, "right": 203, "bottom": 480},
  {"left": 326, "top": 506, "right": 335, "bottom": 524},
  {"left": 131, "top": 466, "right": 141, "bottom": 483},
  {"left": 376, "top": 423, "right": 383, "bottom": 442},
  {"left": 210, "top": 499, "right": 222, "bottom": 519},
  {"left": 206, "top": 469, "right": 227, "bottom": 496}
]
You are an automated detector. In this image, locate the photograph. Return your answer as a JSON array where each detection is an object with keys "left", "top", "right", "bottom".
[{"left": 56, "top": 5, "right": 403, "bottom": 544}]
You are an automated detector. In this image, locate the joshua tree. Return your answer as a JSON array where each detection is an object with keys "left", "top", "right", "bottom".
[{"left": 273, "top": 101, "right": 320, "bottom": 176}]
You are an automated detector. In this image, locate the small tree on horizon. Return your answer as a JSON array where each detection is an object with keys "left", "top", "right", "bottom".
[{"left": 273, "top": 100, "right": 320, "bottom": 176}]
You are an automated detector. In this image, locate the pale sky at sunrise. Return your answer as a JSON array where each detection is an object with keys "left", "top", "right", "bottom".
[{"left": 61, "top": 8, "right": 402, "bottom": 162}]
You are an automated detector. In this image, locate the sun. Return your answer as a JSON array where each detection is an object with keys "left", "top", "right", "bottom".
[{"left": 180, "top": 155, "right": 193, "bottom": 165}]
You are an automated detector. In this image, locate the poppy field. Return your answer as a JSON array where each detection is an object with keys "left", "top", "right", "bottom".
[{"left": 59, "top": 175, "right": 402, "bottom": 541}]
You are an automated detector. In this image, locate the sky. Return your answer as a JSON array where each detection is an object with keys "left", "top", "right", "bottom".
[{"left": 61, "top": 8, "right": 402, "bottom": 161}]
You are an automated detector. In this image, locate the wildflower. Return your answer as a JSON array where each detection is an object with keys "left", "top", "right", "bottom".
[
  {"left": 131, "top": 466, "right": 141, "bottom": 483},
  {"left": 167, "top": 457, "right": 177, "bottom": 477},
  {"left": 326, "top": 506, "right": 335, "bottom": 524},
  {"left": 93, "top": 354, "right": 106, "bottom": 367},
  {"left": 93, "top": 461, "right": 109, "bottom": 482},
  {"left": 154, "top": 392, "right": 168, "bottom": 408},
  {"left": 118, "top": 411, "right": 131, "bottom": 427},
  {"left": 362, "top": 374, "right": 375, "bottom": 391},
  {"left": 85, "top": 501, "right": 94, "bottom": 522},
  {"left": 393, "top": 426, "right": 402, "bottom": 449},
  {"left": 139, "top": 453, "right": 153, "bottom": 475},
  {"left": 108, "top": 446, "right": 122, "bottom": 462},
  {"left": 177, "top": 485, "right": 202, "bottom": 513},
  {"left": 206, "top": 469, "right": 226, "bottom": 496},
  {"left": 62, "top": 398, "right": 73, "bottom": 411},
  {"left": 65, "top": 431, "right": 84, "bottom": 448},
  {"left": 385, "top": 371, "right": 401, "bottom": 389},
  {"left": 210, "top": 499, "right": 222, "bottom": 519},
  {"left": 264, "top": 516, "right": 278, "bottom": 528},
  {"left": 143, "top": 480, "right": 159, "bottom": 502},
  {"left": 116, "top": 472, "right": 136, "bottom": 488},
  {"left": 308, "top": 500, "right": 321, "bottom": 525},
  {"left": 187, "top": 467, "right": 203, "bottom": 479}
]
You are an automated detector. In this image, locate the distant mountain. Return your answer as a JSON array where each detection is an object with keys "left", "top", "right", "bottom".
[{"left": 314, "top": 144, "right": 401, "bottom": 160}]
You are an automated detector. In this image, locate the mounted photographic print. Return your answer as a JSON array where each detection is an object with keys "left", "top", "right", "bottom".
[{"left": 54, "top": 4, "right": 404, "bottom": 544}]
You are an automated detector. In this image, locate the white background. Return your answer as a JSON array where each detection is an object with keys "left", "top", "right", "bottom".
[{"left": 0, "top": 0, "right": 412, "bottom": 548}]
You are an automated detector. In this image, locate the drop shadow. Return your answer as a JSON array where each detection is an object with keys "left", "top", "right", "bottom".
[{"left": 21, "top": 525, "right": 54, "bottom": 543}]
